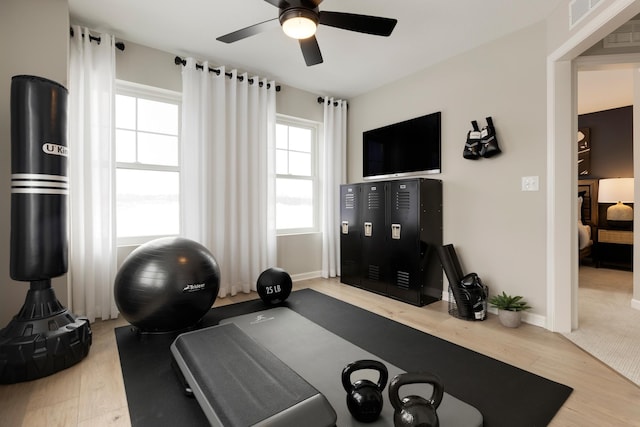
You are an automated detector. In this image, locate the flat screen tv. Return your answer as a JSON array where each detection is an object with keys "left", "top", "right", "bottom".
[{"left": 363, "top": 111, "right": 441, "bottom": 179}]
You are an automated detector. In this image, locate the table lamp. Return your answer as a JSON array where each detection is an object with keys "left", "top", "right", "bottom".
[{"left": 598, "top": 178, "right": 634, "bottom": 224}]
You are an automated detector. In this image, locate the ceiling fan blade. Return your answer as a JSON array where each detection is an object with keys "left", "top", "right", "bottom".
[
  {"left": 217, "top": 18, "right": 280, "bottom": 43},
  {"left": 299, "top": 36, "right": 323, "bottom": 66},
  {"left": 318, "top": 11, "right": 397, "bottom": 36},
  {"left": 263, "top": 0, "right": 291, "bottom": 8}
]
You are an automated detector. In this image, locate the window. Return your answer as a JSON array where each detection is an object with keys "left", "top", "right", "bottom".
[
  {"left": 115, "top": 82, "right": 181, "bottom": 245},
  {"left": 276, "top": 117, "right": 319, "bottom": 234}
]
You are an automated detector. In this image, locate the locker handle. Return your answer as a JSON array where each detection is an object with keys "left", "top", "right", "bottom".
[
  {"left": 391, "top": 223, "right": 401, "bottom": 240},
  {"left": 341, "top": 221, "right": 349, "bottom": 234}
]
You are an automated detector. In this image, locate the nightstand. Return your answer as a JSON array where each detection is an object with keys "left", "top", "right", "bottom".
[{"left": 596, "top": 228, "right": 633, "bottom": 270}]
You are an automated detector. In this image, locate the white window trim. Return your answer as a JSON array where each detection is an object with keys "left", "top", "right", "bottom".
[
  {"left": 276, "top": 114, "right": 320, "bottom": 235},
  {"left": 116, "top": 80, "right": 181, "bottom": 105},
  {"left": 115, "top": 80, "right": 182, "bottom": 246}
]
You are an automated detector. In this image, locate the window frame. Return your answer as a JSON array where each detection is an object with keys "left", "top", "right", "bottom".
[
  {"left": 275, "top": 115, "right": 320, "bottom": 235},
  {"left": 115, "top": 80, "right": 182, "bottom": 246}
]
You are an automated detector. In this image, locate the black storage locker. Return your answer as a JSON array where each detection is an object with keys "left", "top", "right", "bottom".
[
  {"left": 339, "top": 178, "right": 443, "bottom": 306},
  {"left": 361, "top": 181, "right": 388, "bottom": 294},
  {"left": 339, "top": 184, "right": 362, "bottom": 286},
  {"left": 386, "top": 178, "right": 443, "bottom": 306}
]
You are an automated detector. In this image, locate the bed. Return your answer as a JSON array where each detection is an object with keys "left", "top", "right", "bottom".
[{"left": 578, "top": 179, "right": 598, "bottom": 262}]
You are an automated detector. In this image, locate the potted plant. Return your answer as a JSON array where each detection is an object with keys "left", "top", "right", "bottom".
[{"left": 488, "top": 292, "right": 531, "bottom": 328}]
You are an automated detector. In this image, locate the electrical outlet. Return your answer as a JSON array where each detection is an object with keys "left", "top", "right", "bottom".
[{"left": 521, "top": 176, "right": 539, "bottom": 191}]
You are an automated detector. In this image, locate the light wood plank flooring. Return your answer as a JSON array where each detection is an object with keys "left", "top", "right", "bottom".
[{"left": 1, "top": 277, "right": 639, "bottom": 426}]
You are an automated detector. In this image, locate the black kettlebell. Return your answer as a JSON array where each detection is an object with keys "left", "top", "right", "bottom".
[
  {"left": 389, "top": 372, "right": 444, "bottom": 427},
  {"left": 341, "top": 359, "right": 389, "bottom": 423}
]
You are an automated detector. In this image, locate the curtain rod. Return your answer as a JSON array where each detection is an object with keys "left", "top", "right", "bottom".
[
  {"left": 317, "top": 97, "right": 345, "bottom": 107},
  {"left": 69, "top": 28, "right": 125, "bottom": 51},
  {"left": 174, "top": 56, "right": 280, "bottom": 92}
]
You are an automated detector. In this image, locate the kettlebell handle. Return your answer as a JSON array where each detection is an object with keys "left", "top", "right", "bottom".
[
  {"left": 388, "top": 372, "right": 444, "bottom": 411},
  {"left": 341, "top": 359, "right": 389, "bottom": 392}
]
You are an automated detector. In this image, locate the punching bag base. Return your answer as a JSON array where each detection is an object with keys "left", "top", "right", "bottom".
[{"left": 0, "top": 282, "right": 92, "bottom": 384}]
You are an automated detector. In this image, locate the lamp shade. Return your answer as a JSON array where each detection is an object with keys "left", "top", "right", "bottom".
[
  {"left": 598, "top": 178, "right": 634, "bottom": 222},
  {"left": 598, "top": 178, "right": 634, "bottom": 203}
]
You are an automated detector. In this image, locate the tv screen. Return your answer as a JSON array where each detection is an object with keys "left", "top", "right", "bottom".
[{"left": 363, "top": 111, "right": 441, "bottom": 179}]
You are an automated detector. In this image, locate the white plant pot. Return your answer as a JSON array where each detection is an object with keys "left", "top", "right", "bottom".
[{"left": 498, "top": 309, "right": 522, "bottom": 328}]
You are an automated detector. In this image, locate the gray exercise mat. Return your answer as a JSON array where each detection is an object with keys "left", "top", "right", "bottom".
[{"left": 221, "top": 307, "right": 483, "bottom": 426}]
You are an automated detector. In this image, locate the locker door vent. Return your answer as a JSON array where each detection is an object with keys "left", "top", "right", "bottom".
[
  {"left": 367, "top": 192, "right": 381, "bottom": 210},
  {"left": 344, "top": 193, "right": 356, "bottom": 209},
  {"left": 395, "top": 191, "right": 411, "bottom": 210},
  {"left": 396, "top": 270, "right": 410, "bottom": 289},
  {"left": 367, "top": 264, "right": 380, "bottom": 281}
]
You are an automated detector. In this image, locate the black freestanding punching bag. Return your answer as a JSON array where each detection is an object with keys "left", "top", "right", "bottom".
[{"left": 0, "top": 75, "right": 92, "bottom": 384}]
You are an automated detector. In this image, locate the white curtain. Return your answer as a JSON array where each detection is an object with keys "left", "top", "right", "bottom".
[
  {"left": 321, "top": 97, "right": 347, "bottom": 278},
  {"left": 67, "top": 26, "right": 118, "bottom": 322},
  {"left": 181, "top": 59, "right": 277, "bottom": 296}
]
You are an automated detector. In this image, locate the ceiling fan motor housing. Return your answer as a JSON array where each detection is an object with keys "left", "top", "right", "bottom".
[{"left": 279, "top": 7, "right": 319, "bottom": 27}]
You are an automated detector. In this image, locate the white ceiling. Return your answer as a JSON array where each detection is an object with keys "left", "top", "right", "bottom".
[
  {"left": 68, "top": 0, "right": 562, "bottom": 99},
  {"left": 578, "top": 68, "right": 634, "bottom": 115}
]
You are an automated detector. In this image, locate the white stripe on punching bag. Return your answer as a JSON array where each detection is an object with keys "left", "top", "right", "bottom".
[{"left": 11, "top": 173, "right": 69, "bottom": 194}]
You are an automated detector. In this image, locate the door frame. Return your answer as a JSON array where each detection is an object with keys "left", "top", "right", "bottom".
[{"left": 546, "top": 0, "right": 640, "bottom": 332}]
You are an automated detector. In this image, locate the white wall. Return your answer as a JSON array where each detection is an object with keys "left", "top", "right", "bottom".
[
  {"left": 115, "top": 41, "right": 182, "bottom": 92},
  {"left": 348, "top": 22, "right": 549, "bottom": 320},
  {"left": 0, "top": 0, "right": 69, "bottom": 326}
]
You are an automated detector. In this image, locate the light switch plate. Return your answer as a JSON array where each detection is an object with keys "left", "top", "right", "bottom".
[{"left": 521, "top": 176, "right": 539, "bottom": 191}]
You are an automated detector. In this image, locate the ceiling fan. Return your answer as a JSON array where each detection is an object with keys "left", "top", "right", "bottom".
[{"left": 216, "top": 0, "right": 397, "bottom": 66}]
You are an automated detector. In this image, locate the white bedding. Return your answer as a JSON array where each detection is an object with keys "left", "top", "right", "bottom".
[
  {"left": 578, "top": 195, "right": 593, "bottom": 250},
  {"left": 578, "top": 221, "right": 592, "bottom": 250}
]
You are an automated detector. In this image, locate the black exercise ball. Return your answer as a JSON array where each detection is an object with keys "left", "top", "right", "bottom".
[
  {"left": 257, "top": 267, "right": 292, "bottom": 305},
  {"left": 114, "top": 237, "right": 220, "bottom": 332}
]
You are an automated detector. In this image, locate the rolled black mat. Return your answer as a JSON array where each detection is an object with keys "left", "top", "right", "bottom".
[
  {"left": 437, "top": 244, "right": 473, "bottom": 319},
  {"left": 437, "top": 244, "right": 464, "bottom": 287}
]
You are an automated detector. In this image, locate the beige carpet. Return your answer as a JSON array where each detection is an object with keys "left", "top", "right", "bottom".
[{"left": 562, "top": 266, "right": 640, "bottom": 386}]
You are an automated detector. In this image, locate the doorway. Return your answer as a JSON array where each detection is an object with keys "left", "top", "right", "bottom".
[{"left": 547, "top": 0, "right": 640, "bottom": 333}]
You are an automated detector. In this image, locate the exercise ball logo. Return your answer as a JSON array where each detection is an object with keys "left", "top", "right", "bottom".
[
  {"left": 182, "top": 283, "right": 206, "bottom": 293},
  {"left": 42, "top": 142, "right": 68, "bottom": 157}
]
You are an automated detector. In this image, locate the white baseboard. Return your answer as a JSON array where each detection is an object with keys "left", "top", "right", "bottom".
[
  {"left": 487, "top": 307, "right": 546, "bottom": 328},
  {"left": 631, "top": 298, "right": 640, "bottom": 311},
  {"left": 521, "top": 311, "right": 546, "bottom": 328},
  {"left": 291, "top": 271, "right": 322, "bottom": 282}
]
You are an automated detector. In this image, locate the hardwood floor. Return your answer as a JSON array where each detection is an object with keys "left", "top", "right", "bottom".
[{"left": 1, "top": 277, "right": 639, "bottom": 426}]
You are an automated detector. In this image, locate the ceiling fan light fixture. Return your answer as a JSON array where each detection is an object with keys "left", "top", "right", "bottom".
[{"left": 280, "top": 8, "right": 318, "bottom": 40}]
